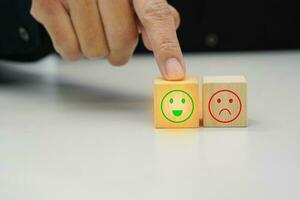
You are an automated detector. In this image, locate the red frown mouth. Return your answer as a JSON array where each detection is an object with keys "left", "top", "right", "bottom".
[{"left": 218, "top": 108, "right": 232, "bottom": 115}]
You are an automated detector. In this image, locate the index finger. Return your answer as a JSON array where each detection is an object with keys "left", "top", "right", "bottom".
[{"left": 133, "top": 0, "right": 185, "bottom": 80}]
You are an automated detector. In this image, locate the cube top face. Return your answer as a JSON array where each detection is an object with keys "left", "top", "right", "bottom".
[
  {"left": 154, "top": 77, "right": 200, "bottom": 128},
  {"left": 203, "top": 76, "right": 247, "bottom": 127},
  {"left": 203, "top": 76, "right": 246, "bottom": 83},
  {"left": 155, "top": 77, "right": 198, "bottom": 85}
]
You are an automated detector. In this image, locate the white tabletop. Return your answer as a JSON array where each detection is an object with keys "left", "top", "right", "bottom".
[{"left": 0, "top": 51, "right": 300, "bottom": 200}]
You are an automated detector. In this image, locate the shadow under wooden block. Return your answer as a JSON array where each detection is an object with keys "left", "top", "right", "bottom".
[
  {"left": 203, "top": 76, "right": 248, "bottom": 127},
  {"left": 154, "top": 77, "right": 200, "bottom": 128}
]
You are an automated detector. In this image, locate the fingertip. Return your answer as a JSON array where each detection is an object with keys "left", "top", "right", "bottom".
[
  {"left": 163, "top": 74, "right": 185, "bottom": 81},
  {"left": 162, "top": 58, "right": 185, "bottom": 81}
]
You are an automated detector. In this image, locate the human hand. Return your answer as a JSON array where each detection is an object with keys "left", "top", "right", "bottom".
[{"left": 31, "top": 0, "right": 185, "bottom": 80}]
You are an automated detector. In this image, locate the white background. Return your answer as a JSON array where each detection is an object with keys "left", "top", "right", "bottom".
[{"left": 0, "top": 51, "right": 300, "bottom": 200}]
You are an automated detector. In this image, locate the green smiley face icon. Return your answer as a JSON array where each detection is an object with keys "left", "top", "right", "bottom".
[{"left": 161, "top": 90, "right": 194, "bottom": 123}]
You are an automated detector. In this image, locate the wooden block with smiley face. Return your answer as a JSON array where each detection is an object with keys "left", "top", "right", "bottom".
[
  {"left": 203, "top": 76, "right": 248, "bottom": 127},
  {"left": 154, "top": 77, "right": 200, "bottom": 128}
]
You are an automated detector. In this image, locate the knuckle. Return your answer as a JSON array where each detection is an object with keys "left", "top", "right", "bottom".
[
  {"left": 109, "top": 57, "right": 130, "bottom": 66},
  {"left": 31, "top": 0, "right": 57, "bottom": 20},
  {"left": 111, "top": 34, "right": 138, "bottom": 51},
  {"left": 61, "top": 53, "right": 82, "bottom": 61},
  {"left": 30, "top": 7, "right": 37, "bottom": 18},
  {"left": 158, "top": 40, "right": 179, "bottom": 54},
  {"left": 108, "top": 49, "right": 133, "bottom": 66},
  {"left": 81, "top": 34, "right": 109, "bottom": 59},
  {"left": 109, "top": 59, "right": 128, "bottom": 67},
  {"left": 141, "top": 1, "right": 172, "bottom": 24},
  {"left": 36, "top": 0, "right": 54, "bottom": 13},
  {"left": 55, "top": 46, "right": 81, "bottom": 61},
  {"left": 30, "top": 1, "right": 42, "bottom": 20},
  {"left": 53, "top": 39, "right": 81, "bottom": 60},
  {"left": 82, "top": 47, "right": 108, "bottom": 59},
  {"left": 82, "top": 49, "right": 99, "bottom": 59}
]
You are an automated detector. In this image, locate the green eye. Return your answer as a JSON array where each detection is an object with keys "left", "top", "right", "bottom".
[
  {"left": 181, "top": 98, "right": 186, "bottom": 104},
  {"left": 169, "top": 98, "right": 174, "bottom": 104}
]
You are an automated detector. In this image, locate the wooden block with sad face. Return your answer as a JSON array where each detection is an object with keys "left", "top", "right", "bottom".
[
  {"left": 203, "top": 76, "right": 248, "bottom": 127},
  {"left": 154, "top": 77, "right": 200, "bottom": 128}
]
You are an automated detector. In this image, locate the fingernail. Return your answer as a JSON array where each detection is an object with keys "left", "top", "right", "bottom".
[{"left": 165, "top": 58, "right": 185, "bottom": 80}]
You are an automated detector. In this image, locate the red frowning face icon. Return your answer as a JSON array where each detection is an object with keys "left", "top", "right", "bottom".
[{"left": 208, "top": 90, "right": 242, "bottom": 123}]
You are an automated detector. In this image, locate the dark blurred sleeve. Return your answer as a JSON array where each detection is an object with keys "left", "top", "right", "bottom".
[
  {"left": 0, "top": 0, "right": 53, "bottom": 62},
  {"left": 1, "top": 0, "right": 299, "bottom": 61},
  {"left": 137, "top": 0, "right": 300, "bottom": 52}
]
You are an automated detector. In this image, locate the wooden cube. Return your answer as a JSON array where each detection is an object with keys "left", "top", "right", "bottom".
[
  {"left": 154, "top": 77, "right": 200, "bottom": 128},
  {"left": 203, "top": 76, "right": 248, "bottom": 127}
]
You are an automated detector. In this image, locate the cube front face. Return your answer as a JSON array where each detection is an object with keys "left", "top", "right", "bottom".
[
  {"left": 154, "top": 78, "right": 200, "bottom": 128},
  {"left": 203, "top": 76, "right": 248, "bottom": 127}
]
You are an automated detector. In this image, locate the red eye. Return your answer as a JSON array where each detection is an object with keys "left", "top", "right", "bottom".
[
  {"left": 217, "top": 98, "right": 221, "bottom": 103},
  {"left": 229, "top": 98, "right": 233, "bottom": 103}
]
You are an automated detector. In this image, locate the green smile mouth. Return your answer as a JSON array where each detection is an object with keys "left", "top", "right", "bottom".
[{"left": 172, "top": 110, "right": 183, "bottom": 117}]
